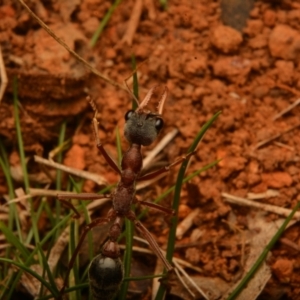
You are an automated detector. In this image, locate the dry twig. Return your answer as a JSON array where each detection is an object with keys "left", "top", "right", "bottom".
[
  {"left": 254, "top": 123, "right": 300, "bottom": 149},
  {"left": 222, "top": 192, "right": 300, "bottom": 220},
  {"left": 34, "top": 155, "right": 108, "bottom": 185},
  {"left": 176, "top": 208, "right": 200, "bottom": 240},
  {"left": 273, "top": 98, "right": 300, "bottom": 120},
  {"left": 0, "top": 45, "right": 8, "bottom": 104},
  {"left": 121, "top": 0, "right": 143, "bottom": 45}
]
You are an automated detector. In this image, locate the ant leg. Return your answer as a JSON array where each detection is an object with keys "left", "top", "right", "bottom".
[
  {"left": 126, "top": 211, "right": 173, "bottom": 272},
  {"left": 59, "top": 216, "right": 112, "bottom": 296},
  {"left": 157, "top": 86, "right": 168, "bottom": 115},
  {"left": 135, "top": 220, "right": 173, "bottom": 271},
  {"left": 88, "top": 97, "right": 121, "bottom": 175},
  {"left": 57, "top": 193, "right": 111, "bottom": 218},
  {"left": 138, "top": 151, "right": 196, "bottom": 182},
  {"left": 57, "top": 199, "right": 81, "bottom": 219},
  {"left": 57, "top": 192, "right": 111, "bottom": 201},
  {"left": 137, "top": 199, "right": 175, "bottom": 215}
]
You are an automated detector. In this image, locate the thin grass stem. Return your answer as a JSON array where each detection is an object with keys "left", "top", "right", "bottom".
[
  {"left": 0, "top": 142, "right": 18, "bottom": 278},
  {"left": 55, "top": 121, "right": 67, "bottom": 238},
  {"left": 155, "top": 111, "right": 221, "bottom": 300},
  {"left": 227, "top": 201, "right": 300, "bottom": 299},
  {"left": 0, "top": 258, "right": 60, "bottom": 298},
  {"left": 89, "top": 0, "right": 122, "bottom": 48}
]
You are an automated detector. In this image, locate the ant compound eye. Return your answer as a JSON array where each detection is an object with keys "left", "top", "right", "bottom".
[
  {"left": 155, "top": 118, "right": 164, "bottom": 131},
  {"left": 125, "top": 110, "right": 134, "bottom": 121}
]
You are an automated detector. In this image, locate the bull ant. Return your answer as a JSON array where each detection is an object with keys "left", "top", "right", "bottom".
[
  {"left": 15, "top": 1, "right": 200, "bottom": 299},
  {"left": 56, "top": 86, "right": 195, "bottom": 299}
]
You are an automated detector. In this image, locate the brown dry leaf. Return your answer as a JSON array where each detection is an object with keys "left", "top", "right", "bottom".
[
  {"left": 189, "top": 276, "right": 230, "bottom": 300},
  {"left": 19, "top": 264, "right": 42, "bottom": 298},
  {"left": 224, "top": 212, "right": 296, "bottom": 300}
]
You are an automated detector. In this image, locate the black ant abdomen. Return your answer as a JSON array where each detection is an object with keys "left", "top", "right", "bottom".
[{"left": 89, "top": 254, "right": 124, "bottom": 300}]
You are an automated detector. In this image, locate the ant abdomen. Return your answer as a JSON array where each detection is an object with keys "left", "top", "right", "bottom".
[{"left": 88, "top": 254, "right": 124, "bottom": 300}]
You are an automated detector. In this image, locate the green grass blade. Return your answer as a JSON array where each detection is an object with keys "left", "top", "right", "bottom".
[
  {"left": 0, "top": 222, "right": 31, "bottom": 259},
  {"left": 13, "top": 77, "right": 29, "bottom": 193},
  {"left": 44, "top": 213, "right": 73, "bottom": 240},
  {"left": 227, "top": 201, "right": 300, "bottom": 299},
  {"left": 116, "top": 126, "right": 122, "bottom": 168},
  {"left": 0, "top": 222, "right": 33, "bottom": 299},
  {"left": 167, "top": 112, "right": 221, "bottom": 260},
  {"left": 118, "top": 217, "right": 133, "bottom": 300},
  {"left": 0, "top": 141, "right": 14, "bottom": 200},
  {"left": 0, "top": 258, "right": 60, "bottom": 298},
  {"left": 89, "top": 0, "right": 122, "bottom": 48},
  {"left": 99, "top": 183, "right": 116, "bottom": 194},
  {"left": 159, "top": 0, "right": 168, "bottom": 9},
  {"left": 155, "top": 111, "right": 221, "bottom": 300},
  {"left": 131, "top": 54, "right": 139, "bottom": 110},
  {"left": 38, "top": 283, "right": 90, "bottom": 300},
  {"left": 55, "top": 121, "right": 67, "bottom": 238},
  {"left": 79, "top": 203, "right": 93, "bottom": 300},
  {"left": 66, "top": 179, "right": 83, "bottom": 300},
  {"left": 132, "top": 55, "right": 139, "bottom": 98},
  {"left": 4, "top": 213, "right": 73, "bottom": 299},
  {"left": 0, "top": 141, "right": 19, "bottom": 277},
  {"left": 36, "top": 243, "right": 60, "bottom": 297},
  {"left": 3, "top": 209, "right": 72, "bottom": 299},
  {"left": 138, "top": 160, "right": 220, "bottom": 221},
  {"left": 0, "top": 142, "right": 22, "bottom": 239},
  {"left": 13, "top": 77, "right": 41, "bottom": 257},
  {"left": 69, "top": 221, "right": 80, "bottom": 300}
]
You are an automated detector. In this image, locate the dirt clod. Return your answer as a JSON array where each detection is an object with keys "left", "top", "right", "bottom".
[
  {"left": 211, "top": 25, "right": 243, "bottom": 53},
  {"left": 272, "top": 259, "right": 294, "bottom": 283},
  {"left": 269, "top": 24, "right": 300, "bottom": 61}
]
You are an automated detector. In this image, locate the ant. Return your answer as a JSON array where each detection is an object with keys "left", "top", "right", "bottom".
[
  {"left": 14, "top": 1, "right": 203, "bottom": 299},
  {"left": 56, "top": 85, "right": 195, "bottom": 299}
]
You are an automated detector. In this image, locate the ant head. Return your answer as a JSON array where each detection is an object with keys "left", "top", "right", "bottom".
[{"left": 124, "top": 86, "right": 168, "bottom": 146}]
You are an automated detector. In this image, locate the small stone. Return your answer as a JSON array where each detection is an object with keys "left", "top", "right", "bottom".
[
  {"left": 262, "top": 172, "right": 293, "bottom": 189},
  {"left": 73, "top": 133, "right": 90, "bottom": 145},
  {"left": 249, "top": 34, "right": 268, "bottom": 49},
  {"left": 211, "top": 25, "right": 243, "bottom": 53},
  {"left": 275, "top": 60, "right": 295, "bottom": 85},
  {"left": 272, "top": 259, "right": 294, "bottom": 283},
  {"left": 263, "top": 9, "right": 277, "bottom": 27},
  {"left": 269, "top": 24, "right": 300, "bottom": 61},
  {"left": 185, "top": 56, "right": 207, "bottom": 75},
  {"left": 213, "top": 56, "right": 251, "bottom": 82},
  {"left": 64, "top": 144, "right": 86, "bottom": 170},
  {"left": 178, "top": 204, "right": 192, "bottom": 220},
  {"left": 252, "top": 85, "right": 269, "bottom": 98},
  {"left": 245, "top": 19, "right": 264, "bottom": 36},
  {"left": 82, "top": 17, "right": 99, "bottom": 36}
]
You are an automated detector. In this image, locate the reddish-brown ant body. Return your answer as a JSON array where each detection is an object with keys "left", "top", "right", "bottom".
[{"left": 57, "top": 86, "right": 194, "bottom": 299}]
